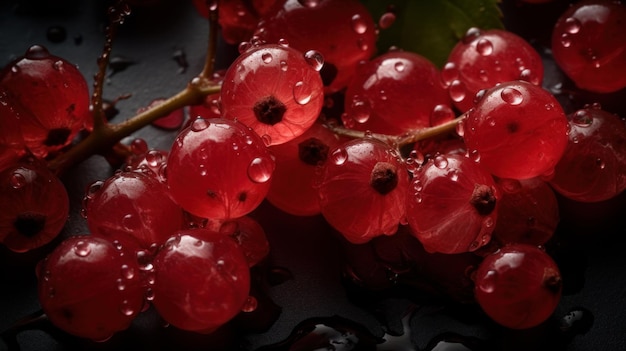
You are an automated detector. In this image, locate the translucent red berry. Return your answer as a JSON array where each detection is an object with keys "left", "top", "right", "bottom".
[
  {"left": 166, "top": 118, "right": 275, "bottom": 219},
  {"left": 37, "top": 235, "right": 146, "bottom": 341},
  {"left": 221, "top": 43, "right": 324, "bottom": 146},
  {"left": 551, "top": 0, "right": 626, "bottom": 93},
  {"left": 473, "top": 244, "right": 562, "bottom": 329},
  {"left": 462, "top": 80, "right": 569, "bottom": 180}
]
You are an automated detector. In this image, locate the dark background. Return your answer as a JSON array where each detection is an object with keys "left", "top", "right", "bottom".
[{"left": 1, "top": 0, "right": 626, "bottom": 350}]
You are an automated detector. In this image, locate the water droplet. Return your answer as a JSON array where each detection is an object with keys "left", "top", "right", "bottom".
[
  {"left": 261, "top": 134, "right": 272, "bottom": 146},
  {"left": 476, "top": 38, "right": 493, "bottom": 56},
  {"left": 116, "top": 278, "right": 126, "bottom": 291},
  {"left": 120, "top": 300, "right": 135, "bottom": 316},
  {"left": 121, "top": 264, "right": 135, "bottom": 280},
  {"left": 145, "top": 287, "right": 155, "bottom": 301},
  {"left": 564, "top": 17, "right": 581, "bottom": 34},
  {"left": 456, "top": 119, "right": 465, "bottom": 137},
  {"left": 248, "top": 157, "right": 274, "bottom": 183},
  {"left": 430, "top": 104, "right": 455, "bottom": 126},
  {"left": 479, "top": 270, "right": 497, "bottom": 293},
  {"left": 351, "top": 99, "right": 371, "bottom": 123},
  {"left": 463, "top": 27, "right": 481, "bottom": 44},
  {"left": 446, "top": 168, "right": 459, "bottom": 181},
  {"left": 304, "top": 50, "right": 324, "bottom": 71},
  {"left": 351, "top": 14, "right": 368, "bottom": 34},
  {"left": 449, "top": 80, "right": 466, "bottom": 102},
  {"left": 25, "top": 45, "right": 50, "bottom": 60},
  {"left": 500, "top": 87, "right": 523, "bottom": 105},
  {"left": 441, "top": 62, "right": 459, "bottom": 85},
  {"left": 9, "top": 172, "right": 26, "bottom": 189},
  {"left": 596, "top": 158, "right": 605, "bottom": 169},
  {"left": 136, "top": 250, "right": 154, "bottom": 271},
  {"left": 330, "top": 147, "right": 348, "bottom": 165},
  {"left": 357, "top": 37, "right": 369, "bottom": 51},
  {"left": 469, "top": 149, "right": 481, "bottom": 162},
  {"left": 241, "top": 295, "right": 258, "bottom": 312},
  {"left": 261, "top": 52, "right": 273, "bottom": 64},
  {"left": 572, "top": 109, "right": 593, "bottom": 126},
  {"left": 74, "top": 240, "right": 91, "bottom": 257},
  {"left": 191, "top": 118, "right": 210, "bottom": 132},
  {"left": 277, "top": 38, "right": 289, "bottom": 47},
  {"left": 394, "top": 61, "right": 405, "bottom": 72},
  {"left": 433, "top": 155, "right": 448, "bottom": 169},
  {"left": 378, "top": 12, "right": 396, "bottom": 29},
  {"left": 293, "top": 81, "right": 312, "bottom": 105}
]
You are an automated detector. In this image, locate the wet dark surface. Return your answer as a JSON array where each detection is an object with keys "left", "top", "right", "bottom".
[{"left": 1, "top": 0, "right": 626, "bottom": 350}]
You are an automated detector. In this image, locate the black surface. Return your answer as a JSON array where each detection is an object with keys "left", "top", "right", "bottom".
[{"left": 1, "top": 0, "right": 626, "bottom": 350}]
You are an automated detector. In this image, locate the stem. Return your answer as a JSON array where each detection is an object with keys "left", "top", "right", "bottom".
[
  {"left": 328, "top": 112, "right": 467, "bottom": 148},
  {"left": 199, "top": 5, "right": 219, "bottom": 80}
]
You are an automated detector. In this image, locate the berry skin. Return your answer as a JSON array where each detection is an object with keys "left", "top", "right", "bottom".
[
  {"left": 551, "top": 0, "right": 626, "bottom": 93},
  {"left": 316, "top": 138, "right": 410, "bottom": 244},
  {"left": 343, "top": 50, "right": 452, "bottom": 135},
  {"left": 37, "top": 235, "right": 146, "bottom": 341},
  {"left": 406, "top": 153, "right": 498, "bottom": 254},
  {"left": 255, "top": 0, "right": 378, "bottom": 93},
  {"left": 220, "top": 43, "right": 324, "bottom": 146},
  {"left": 266, "top": 121, "right": 346, "bottom": 216},
  {"left": 152, "top": 230, "right": 251, "bottom": 333},
  {"left": 473, "top": 244, "right": 562, "bottom": 329},
  {"left": 443, "top": 28, "right": 544, "bottom": 112},
  {"left": 0, "top": 158, "right": 69, "bottom": 252},
  {"left": 166, "top": 118, "right": 275, "bottom": 220},
  {"left": 549, "top": 106, "right": 626, "bottom": 202},
  {"left": 83, "top": 171, "right": 185, "bottom": 249},
  {"left": 0, "top": 45, "right": 91, "bottom": 158},
  {"left": 462, "top": 80, "right": 569, "bottom": 180}
]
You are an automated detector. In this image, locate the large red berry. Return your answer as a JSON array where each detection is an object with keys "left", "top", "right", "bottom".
[
  {"left": 0, "top": 45, "right": 91, "bottom": 158},
  {"left": 152, "top": 230, "right": 251, "bottom": 333},
  {"left": 221, "top": 43, "right": 324, "bottom": 146},
  {"left": 462, "top": 80, "right": 569, "bottom": 180},
  {"left": 551, "top": 0, "right": 626, "bottom": 93},
  {"left": 166, "top": 118, "right": 275, "bottom": 219},
  {"left": 37, "top": 235, "right": 146, "bottom": 341}
]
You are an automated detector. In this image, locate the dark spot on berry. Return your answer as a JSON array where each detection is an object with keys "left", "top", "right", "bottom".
[
  {"left": 320, "top": 62, "right": 338, "bottom": 87},
  {"left": 470, "top": 184, "right": 497, "bottom": 216},
  {"left": 370, "top": 162, "right": 398, "bottom": 195},
  {"left": 506, "top": 122, "right": 519, "bottom": 133},
  {"left": 253, "top": 95, "right": 286, "bottom": 126},
  {"left": 60, "top": 308, "right": 73, "bottom": 322},
  {"left": 44, "top": 128, "right": 71, "bottom": 146},
  {"left": 14, "top": 212, "right": 46, "bottom": 237},
  {"left": 238, "top": 192, "right": 247, "bottom": 202},
  {"left": 298, "top": 138, "right": 329, "bottom": 166},
  {"left": 207, "top": 190, "right": 218, "bottom": 199}
]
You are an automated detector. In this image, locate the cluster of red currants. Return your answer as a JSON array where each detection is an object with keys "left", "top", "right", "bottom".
[{"left": 1, "top": 0, "right": 625, "bottom": 346}]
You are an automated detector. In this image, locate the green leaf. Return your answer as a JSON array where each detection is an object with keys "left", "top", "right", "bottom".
[{"left": 362, "top": 0, "right": 504, "bottom": 67}]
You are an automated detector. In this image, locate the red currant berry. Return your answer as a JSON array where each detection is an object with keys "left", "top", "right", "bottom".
[
  {"left": 37, "top": 235, "right": 145, "bottom": 341},
  {"left": 551, "top": 0, "right": 626, "bottom": 93},
  {"left": 221, "top": 43, "right": 324, "bottom": 146},
  {"left": 473, "top": 243, "right": 562, "bottom": 329},
  {"left": 152, "top": 230, "right": 250, "bottom": 333},
  {"left": 462, "top": 80, "right": 569, "bottom": 180}
]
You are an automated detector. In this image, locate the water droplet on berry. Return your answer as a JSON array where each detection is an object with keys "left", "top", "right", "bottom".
[
  {"left": 145, "top": 287, "right": 155, "bottom": 301},
  {"left": 449, "top": 80, "right": 467, "bottom": 102},
  {"left": 469, "top": 149, "right": 481, "bottom": 162},
  {"left": 434, "top": 155, "right": 448, "bottom": 169},
  {"left": 9, "top": 172, "right": 26, "bottom": 189},
  {"left": 304, "top": 50, "right": 324, "bottom": 71},
  {"left": 394, "top": 61, "right": 405, "bottom": 72},
  {"left": 136, "top": 250, "right": 154, "bottom": 271},
  {"left": 261, "top": 134, "right": 272, "bottom": 146},
  {"left": 293, "top": 81, "right": 312, "bottom": 105},
  {"left": 241, "top": 295, "right": 258, "bottom": 312},
  {"left": 441, "top": 62, "right": 459, "bottom": 85},
  {"left": 330, "top": 147, "right": 348, "bottom": 165},
  {"left": 74, "top": 240, "right": 91, "bottom": 257},
  {"left": 248, "top": 157, "right": 274, "bottom": 183},
  {"left": 446, "top": 168, "right": 459, "bottom": 181},
  {"left": 351, "top": 99, "right": 371, "bottom": 123},
  {"left": 25, "top": 45, "right": 50, "bottom": 60},
  {"left": 500, "top": 87, "right": 523, "bottom": 105},
  {"left": 456, "top": 119, "right": 465, "bottom": 137},
  {"left": 478, "top": 270, "right": 497, "bottom": 293},
  {"left": 357, "top": 37, "right": 369, "bottom": 51},
  {"left": 564, "top": 17, "right": 581, "bottom": 34},
  {"left": 261, "top": 52, "right": 273, "bottom": 64},
  {"left": 572, "top": 109, "right": 593, "bottom": 127},
  {"left": 120, "top": 300, "right": 135, "bottom": 316},
  {"left": 463, "top": 27, "right": 481, "bottom": 44},
  {"left": 116, "top": 278, "right": 126, "bottom": 291},
  {"left": 191, "top": 118, "right": 210, "bottom": 132},
  {"left": 519, "top": 68, "right": 540, "bottom": 85},
  {"left": 351, "top": 14, "right": 368, "bottom": 34},
  {"left": 121, "top": 264, "right": 135, "bottom": 280},
  {"left": 596, "top": 158, "right": 606, "bottom": 169},
  {"left": 430, "top": 104, "right": 455, "bottom": 126},
  {"left": 560, "top": 33, "right": 572, "bottom": 48},
  {"left": 298, "top": 0, "right": 319, "bottom": 7},
  {"left": 378, "top": 12, "right": 396, "bottom": 29},
  {"left": 476, "top": 38, "right": 493, "bottom": 56},
  {"left": 279, "top": 60, "right": 288, "bottom": 71}
]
